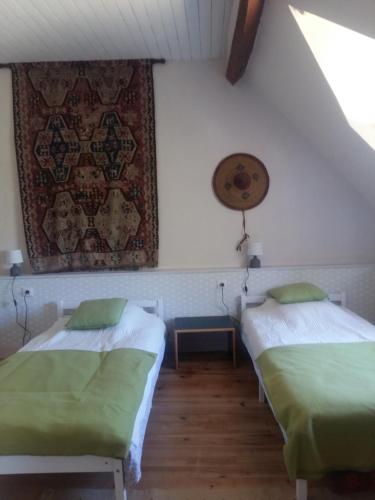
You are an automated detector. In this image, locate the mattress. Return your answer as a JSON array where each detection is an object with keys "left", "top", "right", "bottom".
[
  {"left": 244, "top": 300, "right": 375, "bottom": 480},
  {"left": 241, "top": 298, "right": 375, "bottom": 361},
  {"left": 241, "top": 297, "right": 375, "bottom": 446},
  {"left": 18, "top": 303, "right": 166, "bottom": 485}
]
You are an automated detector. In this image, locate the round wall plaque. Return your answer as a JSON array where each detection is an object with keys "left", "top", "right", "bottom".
[{"left": 212, "top": 153, "right": 269, "bottom": 211}]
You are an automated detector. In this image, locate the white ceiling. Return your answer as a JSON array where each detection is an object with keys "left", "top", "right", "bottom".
[
  {"left": 246, "top": 0, "right": 375, "bottom": 208},
  {"left": 2, "top": 0, "right": 374, "bottom": 211},
  {"left": 0, "top": 0, "right": 234, "bottom": 63}
]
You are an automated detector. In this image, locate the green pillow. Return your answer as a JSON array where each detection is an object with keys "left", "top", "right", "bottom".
[
  {"left": 268, "top": 282, "right": 327, "bottom": 304},
  {"left": 65, "top": 298, "right": 128, "bottom": 330}
]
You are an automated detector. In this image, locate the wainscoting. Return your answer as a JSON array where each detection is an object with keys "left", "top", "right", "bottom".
[{"left": 0, "top": 265, "right": 374, "bottom": 355}]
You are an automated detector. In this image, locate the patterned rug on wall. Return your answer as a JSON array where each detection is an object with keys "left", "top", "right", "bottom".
[{"left": 12, "top": 60, "right": 158, "bottom": 273}]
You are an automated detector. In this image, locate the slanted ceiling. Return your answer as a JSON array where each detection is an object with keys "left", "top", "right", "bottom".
[
  {"left": 0, "top": 0, "right": 233, "bottom": 62},
  {"left": 247, "top": 0, "right": 375, "bottom": 208}
]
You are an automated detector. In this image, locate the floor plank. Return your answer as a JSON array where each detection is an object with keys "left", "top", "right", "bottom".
[{"left": 135, "top": 355, "right": 287, "bottom": 491}]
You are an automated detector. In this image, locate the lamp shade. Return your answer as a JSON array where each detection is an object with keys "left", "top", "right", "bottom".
[
  {"left": 247, "top": 241, "right": 263, "bottom": 256},
  {"left": 5, "top": 249, "right": 23, "bottom": 265}
]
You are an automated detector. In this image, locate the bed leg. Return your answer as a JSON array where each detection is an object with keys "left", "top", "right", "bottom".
[
  {"left": 296, "top": 479, "right": 307, "bottom": 500},
  {"left": 113, "top": 459, "right": 126, "bottom": 500},
  {"left": 258, "top": 383, "right": 265, "bottom": 403}
]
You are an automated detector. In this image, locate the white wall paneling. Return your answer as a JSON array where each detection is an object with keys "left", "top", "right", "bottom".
[
  {"left": 0, "top": 0, "right": 234, "bottom": 63},
  {"left": 1, "top": 265, "right": 374, "bottom": 354},
  {"left": 211, "top": 0, "right": 226, "bottom": 58},
  {"left": 198, "top": 0, "right": 212, "bottom": 59}
]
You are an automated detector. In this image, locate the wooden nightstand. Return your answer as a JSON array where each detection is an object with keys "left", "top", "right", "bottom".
[{"left": 173, "top": 315, "right": 236, "bottom": 369}]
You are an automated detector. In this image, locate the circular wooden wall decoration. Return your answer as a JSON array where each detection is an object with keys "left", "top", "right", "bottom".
[{"left": 212, "top": 153, "right": 269, "bottom": 210}]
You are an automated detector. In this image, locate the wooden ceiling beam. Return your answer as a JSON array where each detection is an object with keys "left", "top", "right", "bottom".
[{"left": 226, "top": 0, "right": 265, "bottom": 85}]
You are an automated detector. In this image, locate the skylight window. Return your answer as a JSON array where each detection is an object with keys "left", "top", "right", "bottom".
[{"left": 289, "top": 5, "right": 375, "bottom": 151}]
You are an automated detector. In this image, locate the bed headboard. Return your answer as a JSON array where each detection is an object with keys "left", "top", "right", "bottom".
[
  {"left": 240, "top": 291, "right": 346, "bottom": 313},
  {"left": 56, "top": 298, "right": 164, "bottom": 320}
]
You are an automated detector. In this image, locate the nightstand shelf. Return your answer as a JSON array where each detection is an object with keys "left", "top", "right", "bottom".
[{"left": 173, "top": 315, "right": 236, "bottom": 369}]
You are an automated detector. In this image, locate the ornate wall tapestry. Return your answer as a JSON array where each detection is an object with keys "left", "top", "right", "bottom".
[{"left": 12, "top": 60, "right": 158, "bottom": 273}]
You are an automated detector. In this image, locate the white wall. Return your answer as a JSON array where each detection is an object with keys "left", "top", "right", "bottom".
[
  {"left": 1, "top": 60, "right": 375, "bottom": 274},
  {"left": 0, "top": 70, "right": 26, "bottom": 266},
  {"left": 154, "top": 60, "right": 375, "bottom": 267}
]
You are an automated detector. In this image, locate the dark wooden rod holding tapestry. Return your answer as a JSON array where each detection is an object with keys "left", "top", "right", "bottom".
[{"left": 0, "top": 60, "right": 166, "bottom": 68}]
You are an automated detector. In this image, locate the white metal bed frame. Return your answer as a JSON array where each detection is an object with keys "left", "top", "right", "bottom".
[
  {"left": 240, "top": 291, "right": 346, "bottom": 500},
  {"left": 0, "top": 297, "right": 164, "bottom": 500}
]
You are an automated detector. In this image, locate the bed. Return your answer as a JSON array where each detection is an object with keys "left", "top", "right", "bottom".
[
  {"left": 241, "top": 292, "right": 375, "bottom": 500},
  {"left": 0, "top": 298, "right": 165, "bottom": 500}
]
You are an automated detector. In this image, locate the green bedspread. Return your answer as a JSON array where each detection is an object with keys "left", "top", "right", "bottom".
[
  {"left": 0, "top": 348, "right": 157, "bottom": 458},
  {"left": 257, "top": 342, "right": 375, "bottom": 480}
]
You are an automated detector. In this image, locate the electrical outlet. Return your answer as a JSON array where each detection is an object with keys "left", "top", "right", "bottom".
[
  {"left": 20, "top": 287, "right": 34, "bottom": 297},
  {"left": 216, "top": 280, "right": 227, "bottom": 289}
]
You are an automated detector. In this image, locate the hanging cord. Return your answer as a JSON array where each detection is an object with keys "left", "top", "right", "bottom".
[
  {"left": 235, "top": 210, "right": 250, "bottom": 294},
  {"left": 243, "top": 264, "right": 250, "bottom": 295},
  {"left": 11, "top": 277, "right": 32, "bottom": 345},
  {"left": 219, "top": 285, "right": 240, "bottom": 326},
  {"left": 236, "top": 210, "right": 249, "bottom": 252},
  {"left": 220, "top": 285, "right": 230, "bottom": 316},
  {"left": 23, "top": 292, "right": 31, "bottom": 346},
  {"left": 11, "top": 277, "right": 23, "bottom": 330}
]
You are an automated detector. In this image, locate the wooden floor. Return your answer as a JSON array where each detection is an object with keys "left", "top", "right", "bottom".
[
  {"left": 136, "top": 352, "right": 286, "bottom": 490},
  {"left": 0, "top": 352, "right": 374, "bottom": 499}
]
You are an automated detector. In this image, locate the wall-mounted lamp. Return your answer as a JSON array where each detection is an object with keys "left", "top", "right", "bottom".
[
  {"left": 5, "top": 249, "right": 23, "bottom": 277},
  {"left": 248, "top": 241, "right": 263, "bottom": 268}
]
